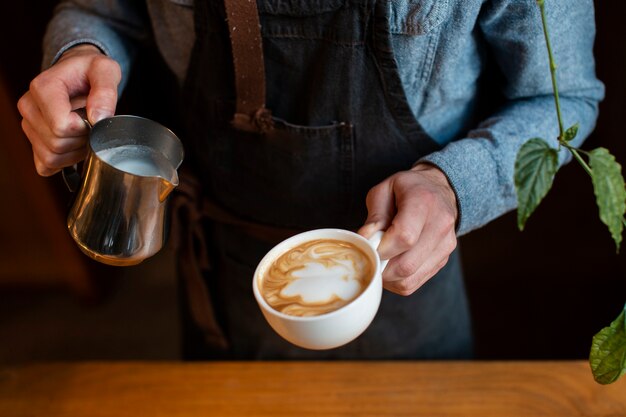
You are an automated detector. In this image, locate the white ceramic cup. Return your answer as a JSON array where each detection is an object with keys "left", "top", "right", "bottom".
[{"left": 252, "top": 228, "right": 387, "bottom": 350}]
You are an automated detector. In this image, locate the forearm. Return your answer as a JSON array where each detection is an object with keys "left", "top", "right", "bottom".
[
  {"left": 420, "top": 0, "right": 604, "bottom": 236},
  {"left": 420, "top": 93, "right": 600, "bottom": 236}
]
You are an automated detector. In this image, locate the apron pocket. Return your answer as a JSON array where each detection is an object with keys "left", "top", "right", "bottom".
[{"left": 207, "top": 119, "right": 355, "bottom": 229}]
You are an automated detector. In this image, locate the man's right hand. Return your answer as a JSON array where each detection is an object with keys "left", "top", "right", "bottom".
[{"left": 17, "top": 44, "right": 121, "bottom": 176}]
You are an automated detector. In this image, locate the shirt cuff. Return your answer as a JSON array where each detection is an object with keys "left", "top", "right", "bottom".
[
  {"left": 418, "top": 138, "right": 517, "bottom": 237},
  {"left": 43, "top": 11, "right": 134, "bottom": 90}
]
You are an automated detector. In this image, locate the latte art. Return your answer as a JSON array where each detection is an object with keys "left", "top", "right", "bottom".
[{"left": 260, "top": 239, "right": 374, "bottom": 317}]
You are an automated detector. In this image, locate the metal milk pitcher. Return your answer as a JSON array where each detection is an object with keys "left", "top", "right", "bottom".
[{"left": 66, "top": 115, "right": 184, "bottom": 266}]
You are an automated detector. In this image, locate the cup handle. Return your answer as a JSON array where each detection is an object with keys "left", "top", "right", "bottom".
[
  {"left": 61, "top": 108, "right": 92, "bottom": 192},
  {"left": 367, "top": 230, "right": 389, "bottom": 271}
]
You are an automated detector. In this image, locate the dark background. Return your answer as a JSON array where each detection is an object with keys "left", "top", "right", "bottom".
[{"left": 0, "top": 1, "right": 624, "bottom": 360}]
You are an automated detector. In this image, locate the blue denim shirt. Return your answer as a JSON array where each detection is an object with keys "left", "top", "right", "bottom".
[{"left": 43, "top": 0, "right": 605, "bottom": 236}]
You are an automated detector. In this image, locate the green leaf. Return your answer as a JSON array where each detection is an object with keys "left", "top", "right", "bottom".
[
  {"left": 589, "top": 148, "right": 626, "bottom": 251},
  {"left": 562, "top": 123, "right": 579, "bottom": 142},
  {"left": 515, "top": 138, "right": 559, "bottom": 230},
  {"left": 590, "top": 304, "right": 626, "bottom": 385}
]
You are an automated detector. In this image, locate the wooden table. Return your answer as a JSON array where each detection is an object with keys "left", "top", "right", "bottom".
[{"left": 0, "top": 361, "right": 624, "bottom": 416}]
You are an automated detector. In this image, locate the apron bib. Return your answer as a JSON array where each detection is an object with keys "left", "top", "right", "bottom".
[{"left": 174, "top": 0, "right": 473, "bottom": 359}]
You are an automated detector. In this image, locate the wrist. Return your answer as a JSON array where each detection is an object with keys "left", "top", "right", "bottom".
[
  {"left": 411, "top": 162, "right": 459, "bottom": 223},
  {"left": 57, "top": 43, "right": 104, "bottom": 63}
]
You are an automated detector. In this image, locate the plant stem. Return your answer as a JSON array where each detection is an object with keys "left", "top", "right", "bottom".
[
  {"left": 539, "top": 1, "right": 592, "bottom": 178},
  {"left": 538, "top": 0, "right": 565, "bottom": 140},
  {"left": 564, "top": 143, "right": 593, "bottom": 178}
]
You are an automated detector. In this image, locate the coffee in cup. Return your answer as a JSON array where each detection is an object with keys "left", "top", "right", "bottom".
[
  {"left": 259, "top": 238, "right": 374, "bottom": 317},
  {"left": 253, "top": 228, "right": 387, "bottom": 350}
]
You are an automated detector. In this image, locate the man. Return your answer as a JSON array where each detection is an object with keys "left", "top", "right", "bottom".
[{"left": 17, "top": 0, "right": 604, "bottom": 359}]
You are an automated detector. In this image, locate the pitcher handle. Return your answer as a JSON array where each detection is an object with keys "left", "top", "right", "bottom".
[
  {"left": 62, "top": 108, "right": 92, "bottom": 192},
  {"left": 62, "top": 165, "right": 82, "bottom": 193}
]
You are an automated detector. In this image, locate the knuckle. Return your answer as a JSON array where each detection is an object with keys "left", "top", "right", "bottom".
[
  {"left": 395, "top": 259, "right": 419, "bottom": 278},
  {"left": 91, "top": 54, "right": 108, "bottom": 67},
  {"left": 36, "top": 167, "right": 53, "bottom": 177},
  {"left": 20, "top": 118, "right": 30, "bottom": 136},
  {"left": 39, "top": 150, "right": 62, "bottom": 171},
  {"left": 93, "top": 55, "right": 122, "bottom": 77},
  {"left": 29, "top": 72, "right": 52, "bottom": 93},
  {"left": 446, "top": 236, "right": 457, "bottom": 253},
  {"left": 34, "top": 157, "right": 54, "bottom": 177},
  {"left": 441, "top": 212, "right": 457, "bottom": 231},
  {"left": 48, "top": 140, "right": 69, "bottom": 155},
  {"left": 367, "top": 213, "right": 386, "bottom": 225},
  {"left": 396, "top": 228, "right": 418, "bottom": 248},
  {"left": 20, "top": 120, "right": 37, "bottom": 145},
  {"left": 365, "top": 185, "right": 382, "bottom": 202},
  {"left": 17, "top": 95, "right": 29, "bottom": 115},
  {"left": 49, "top": 118, "right": 70, "bottom": 138},
  {"left": 33, "top": 161, "right": 45, "bottom": 176},
  {"left": 395, "top": 280, "right": 417, "bottom": 296},
  {"left": 418, "top": 189, "right": 437, "bottom": 206},
  {"left": 29, "top": 76, "right": 43, "bottom": 92},
  {"left": 439, "top": 233, "right": 457, "bottom": 256},
  {"left": 385, "top": 279, "right": 417, "bottom": 297},
  {"left": 111, "top": 60, "right": 122, "bottom": 78}
]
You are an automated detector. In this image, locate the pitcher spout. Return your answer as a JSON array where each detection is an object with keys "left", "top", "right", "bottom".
[{"left": 158, "top": 175, "right": 178, "bottom": 203}]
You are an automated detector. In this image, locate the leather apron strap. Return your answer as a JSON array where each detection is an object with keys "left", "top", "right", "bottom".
[
  {"left": 224, "top": 0, "right": 274, "bottom": 133},
  {"left": 170, "top": 172, "right": 229, "bottom": 351},
  {"left": 170, "top": 169, "right": 302, "bottom": 352}
]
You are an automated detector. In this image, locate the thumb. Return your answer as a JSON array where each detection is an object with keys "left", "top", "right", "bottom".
[
  {"left": 85, "top": 57, "right": 121, "bottom": 124},
  {"left": 357, "top": 179, "right": 395, "bottom": 239}
]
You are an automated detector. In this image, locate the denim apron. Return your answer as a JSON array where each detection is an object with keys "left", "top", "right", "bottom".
[{"left": 176, "top": 0, "right": 473, "bottom": 359}]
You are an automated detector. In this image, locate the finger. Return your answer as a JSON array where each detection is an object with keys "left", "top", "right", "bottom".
[
  {"left": 358, "top": 180, "right": 395, "bottom": 239},
  {"left": 382, "top": 219, "right": 439, "bottom": 285},
  {"left": 29, "top": 71, "right": 89, "bottom": 139},
  {"left": 23, "top": 117, "right": 87, "bottom": 155},
  {"left": 22, "top": 118, "right": 88, "bottom": 176},
  {"left": 20, "top": 95, "right": 88, "bottom": 154},
  {"left": 383, "top": 256, "right": 449, "bottom": 296},
  {"left": 32, "top": 146, "right": 88, "bottom": 177},
  {"left": 376, "top": 189, "right": 427, "bottom": 260},
  {"left": 382, "top": 214, "right": 457, "bottom": 296},
  {"left": 17, "top": 91, "right": 46, "bottom": 130},
  {"left": 85, "top": 56, "right": 121, "bottom": 124}
]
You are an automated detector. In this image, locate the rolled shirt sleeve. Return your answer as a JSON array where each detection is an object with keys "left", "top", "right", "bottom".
[
  {"left": 419, "top": 0, "right": 605, "bottom": 236},
  {"left": 42, "top": 0, "right": 150, "bottom": 90}
]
